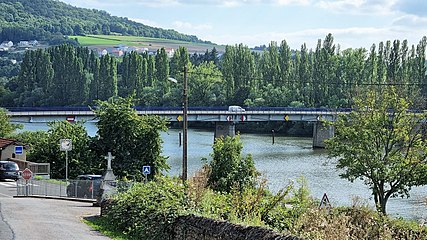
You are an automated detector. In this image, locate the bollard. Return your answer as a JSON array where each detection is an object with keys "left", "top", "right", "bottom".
[
  {"left": 272, "top": 129, "right": 275, "bottom": 145},
  {"left": 179, "top": 131, "right": 182, "bottom": 146}
]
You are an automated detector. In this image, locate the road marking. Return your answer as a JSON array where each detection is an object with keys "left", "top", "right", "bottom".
[
  {"left": 0, "top": 182, "right": 17, "bottom": 187},
  {"left": 0, "top": 192, "right": 13, "bottom": 197}
]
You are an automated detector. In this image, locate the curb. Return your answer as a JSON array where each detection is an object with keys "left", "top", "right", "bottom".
[{"left": 13, "top": 195, "right": 97, "bottom": 204}]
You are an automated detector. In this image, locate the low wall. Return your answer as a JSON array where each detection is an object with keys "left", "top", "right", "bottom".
[
  {"left": 100, "top": 200, "right": 303, "bottom": 240},
  {"left": 172, "top": 215, "right": 303, "bottom": 240}
]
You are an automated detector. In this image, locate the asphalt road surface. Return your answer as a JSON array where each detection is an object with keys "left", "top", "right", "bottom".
[{"left": 0, "top": 180, "right": 111, "bottom": 240}]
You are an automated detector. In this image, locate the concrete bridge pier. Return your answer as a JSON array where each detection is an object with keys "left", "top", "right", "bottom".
[
  {"left": 214, "top": 122, "right": 236, "bottom": 139},
  {"left": 313, "top": 122, "right": 334, "bottom": 148}
]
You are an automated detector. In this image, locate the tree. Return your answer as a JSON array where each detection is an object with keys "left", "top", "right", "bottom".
[
  {"left": 208, "top": 135, "right": 257, "bottom": 193},
  {"left": 154, "top": 48, "right": 170, "bottom": 96},
  {"left": 0, "top": 108, "right": 22, "bottom": 137},
  {"left": 189, "top": 62, "right": 225, "bottom": 106},
  {"left": 325, "top": 87, "right": 427, "bottom": 214},
  {"left": 98, "top": 54, "right": 118, "bottom": 101},
  {"left": 14, "top": 121, "right": 93, "bottom": 179},
  {"left": 94, "top": 96, "right": 169, "bottom": 180}
]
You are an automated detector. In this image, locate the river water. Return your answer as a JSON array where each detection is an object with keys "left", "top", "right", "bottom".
[{"left": 19, "top": 122, "right": 427, "bottom": 221}]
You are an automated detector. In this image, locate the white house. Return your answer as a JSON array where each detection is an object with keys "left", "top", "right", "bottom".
[{"left": 1, "top": 41, "right": 13, "bottom": 48}]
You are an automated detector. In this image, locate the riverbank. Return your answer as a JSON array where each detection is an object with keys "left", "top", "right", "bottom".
[{"left": 17, "top": 122, "right": 427, "bottom": 221}]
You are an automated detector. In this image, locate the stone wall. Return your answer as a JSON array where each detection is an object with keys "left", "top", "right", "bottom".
[
  {"left": 100, "top": 200, "right": 304, "bottom": 240},
  {"left": 172, "top": 215, "right": 303, "bottom": 240}
]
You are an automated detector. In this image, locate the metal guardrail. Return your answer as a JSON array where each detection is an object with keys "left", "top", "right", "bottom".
[{"left": 16, "top": 179, "right": 101, "bottom": 200}]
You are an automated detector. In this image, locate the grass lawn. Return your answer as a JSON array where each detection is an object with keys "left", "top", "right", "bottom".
[{"left": 69, "top": 35, "right": 225, "bottom": 53}]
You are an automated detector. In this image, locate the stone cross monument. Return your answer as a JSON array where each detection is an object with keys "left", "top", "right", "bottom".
[{"left": 98, "top": 152, "right": 117, "bottom": 207}]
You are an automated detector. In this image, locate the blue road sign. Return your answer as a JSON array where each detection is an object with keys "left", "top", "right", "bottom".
[
  {"left": 143, "top": 166, "right": 151, "bottom": 175},
  {"left": 15, "top": 146, "right": 23, "bottom": 155}
]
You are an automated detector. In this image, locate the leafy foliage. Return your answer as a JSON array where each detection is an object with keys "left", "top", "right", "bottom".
[
  {"left": 2, "top": 35, "right": 427, "bottom": 109},
  {"left": 0, "top": 107, "right": 21, "bottom": 137},
  {"left": 291, "top": 205, "right": 427, "bottom": 240},
  {"left": 14, "top": 120, "right": 95, "bottom": 178},
  {"left": 0, "top": 0, "right": 209, "bottom": 44},
  {"left": 326, "top": 87, "right": 427, "bottom": 214},
  {"left": 207, "top": 135, "right": 257, "bottom": 193},
  {"left": 103, "top": 176, "right": 188, "bottom": 240},
  {"left": 94, "top": 96, "right": 169, "bottom": 180}
]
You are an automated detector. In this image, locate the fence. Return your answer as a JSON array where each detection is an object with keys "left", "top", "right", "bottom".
[
  {"left": 16, "top": 179, "right": 100, "bottom": 199},
  {"left": 9, "top": 158, "right": 50, "bottom": 178}
]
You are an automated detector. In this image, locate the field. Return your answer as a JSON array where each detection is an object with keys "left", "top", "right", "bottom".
[{"left": 70, "top": 35, "right": 225, "bottom": 53}]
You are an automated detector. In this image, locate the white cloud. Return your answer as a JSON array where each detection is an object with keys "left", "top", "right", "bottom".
[
  {"left": 172, "top": 21, "right": 213, "bottom": 31},
  {"left": 316, "top": 0, "right": 397, "bottom": 15},
  {"left": 129, "top": 18, "right": 163, "bottom": 28},
  {"left": 392, "top": 0, "right": 427, "bottom": 17},
  {"left": 202, "top": 26, "right": 426, "bottom": 50},
  {"left": 392, "top": 15, "right": 427, "bottom": 28}
]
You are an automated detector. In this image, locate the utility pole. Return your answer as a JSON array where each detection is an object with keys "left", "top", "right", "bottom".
[{"left": 182, "top": 66, "right": 188, "bottom": 182}]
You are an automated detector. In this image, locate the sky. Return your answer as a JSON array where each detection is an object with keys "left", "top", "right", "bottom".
[{"left": 59, "top": 0, "right": 427, "bottom": 50}]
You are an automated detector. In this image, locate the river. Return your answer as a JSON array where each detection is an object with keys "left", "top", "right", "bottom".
[{"left": 18, "top": 122, "right": 427, "bottom": 221}]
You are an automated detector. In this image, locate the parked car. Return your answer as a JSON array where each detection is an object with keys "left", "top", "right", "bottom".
[
  {"left": 0, "top": 161, "right": 20, "bottom": 181},
  {"left": 66, "top": 174, "right": 102, "bottom": 199}
]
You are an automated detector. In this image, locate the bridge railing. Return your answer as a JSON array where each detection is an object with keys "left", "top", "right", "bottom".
[{"left": 6, "top": 106, "right": 353, "bottom": 114}]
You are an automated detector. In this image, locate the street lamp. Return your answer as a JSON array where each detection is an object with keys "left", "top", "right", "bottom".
[{"left": 168, "top": 66, "right": 188, "bottom": 181}]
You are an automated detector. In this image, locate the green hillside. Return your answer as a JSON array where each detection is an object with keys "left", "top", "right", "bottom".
[
  {"left": 71, "top": 35, "right": 224, "bottom": 53},
  {"left": 0, "top": 0, "right": 210, "bottom": 44}
]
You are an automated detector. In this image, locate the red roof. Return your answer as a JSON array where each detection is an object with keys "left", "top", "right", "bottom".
[{"left": 0, "top": 138, "right": 18, "bottom": 148}]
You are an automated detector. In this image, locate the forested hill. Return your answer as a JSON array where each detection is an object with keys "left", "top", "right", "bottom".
[{"left": 0, "top": 0, "right": 210, "bottom": 44}]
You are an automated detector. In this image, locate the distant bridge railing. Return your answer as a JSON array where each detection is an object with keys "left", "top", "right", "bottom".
[
  {"left": 5, "top": 106, "right": 354, "bottom": 123},
  {"left": 4, "top": 106, "right": 356, "bottom": 123},
  {"left": 5, "top": 106, "right": 353, "bottom": 114}
]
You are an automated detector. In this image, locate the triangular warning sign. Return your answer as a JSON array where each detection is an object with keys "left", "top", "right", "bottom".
[{"left": 319, "top": 193, "right": 331, "bottom": 209}]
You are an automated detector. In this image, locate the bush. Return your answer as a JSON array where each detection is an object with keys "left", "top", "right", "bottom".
[
  {"left": 290, "top": 204, "right": 427, "bottom": 240},
  {"left": 208, "top": 135, "right": 258, "bottom": 193},
  {"left": 103, "top": 176, "right": 188, "bottom": 240}
]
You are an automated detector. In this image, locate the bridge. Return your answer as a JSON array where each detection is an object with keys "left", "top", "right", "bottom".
[{"left": 6, "top": 106, "right": 348, "bottom": 147}]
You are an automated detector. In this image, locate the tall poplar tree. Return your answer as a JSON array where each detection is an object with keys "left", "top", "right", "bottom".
[{"left": 155, "top": 48, "right": 169, "bottom": 96}]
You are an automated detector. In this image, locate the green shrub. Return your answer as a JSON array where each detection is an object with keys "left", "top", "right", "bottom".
[
  {"left": 103, "top": 176, "right": 188, "bottom": 240},
  {"left": 263, "top": 177, "right": 313, "bottom": 232},
  {"left": 208, "top": 135, "right": 258, "bottom": 193},
  {"left": 193, "top": 189, "right": 232, "bottom": 220},
  {"left": 290, "top": 204, "right": 427, "bottom": 240}
]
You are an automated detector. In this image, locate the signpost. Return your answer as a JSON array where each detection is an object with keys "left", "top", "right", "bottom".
[
  {"left": 22, "top": 168, "right": 33, "bottom": 180},
  {"left": 22, "top": 168, "right": 33, "bottom": 196},
  {"left": 60, "top": 139, "right": 72, "bottom": 181},
  {"left": 319, "top": 193, "right": 331, "bottom": 211},
  {"left": 143, "top": 166, "right": 151, "bottom": 182},
  {"left": 15, "top": 146, "right": 23, "bottom": 155}
]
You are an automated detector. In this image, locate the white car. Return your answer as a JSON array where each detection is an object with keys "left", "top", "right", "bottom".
[{"left": 228, "top": 106, "right": 245, "bottom": 112}]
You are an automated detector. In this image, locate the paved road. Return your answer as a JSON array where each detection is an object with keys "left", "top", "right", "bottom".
[{"left": 0, "top": 180, "right": 111, "bottom": 240}]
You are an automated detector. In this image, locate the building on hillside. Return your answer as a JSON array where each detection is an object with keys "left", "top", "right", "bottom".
[
  {"left": 1, "top": 41, "right": 13, "bottom": 48},
  {"left": 100, "top": 48, "right": 124, "bottom": 57},
  {"left": 0, "top": 138, "right": 27, "bottom": 161},
  {"left": 17, "top": 41, "right": 30, "bottom": 48},
  {"left": 100, "top": 49, "right": 108, "bottom": 56},
  {"left": 29, "top": 40, "right": 38, "bottom": 46},
  {"left": 165, "top": 48, "right": 175, "bottom": 58}
]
